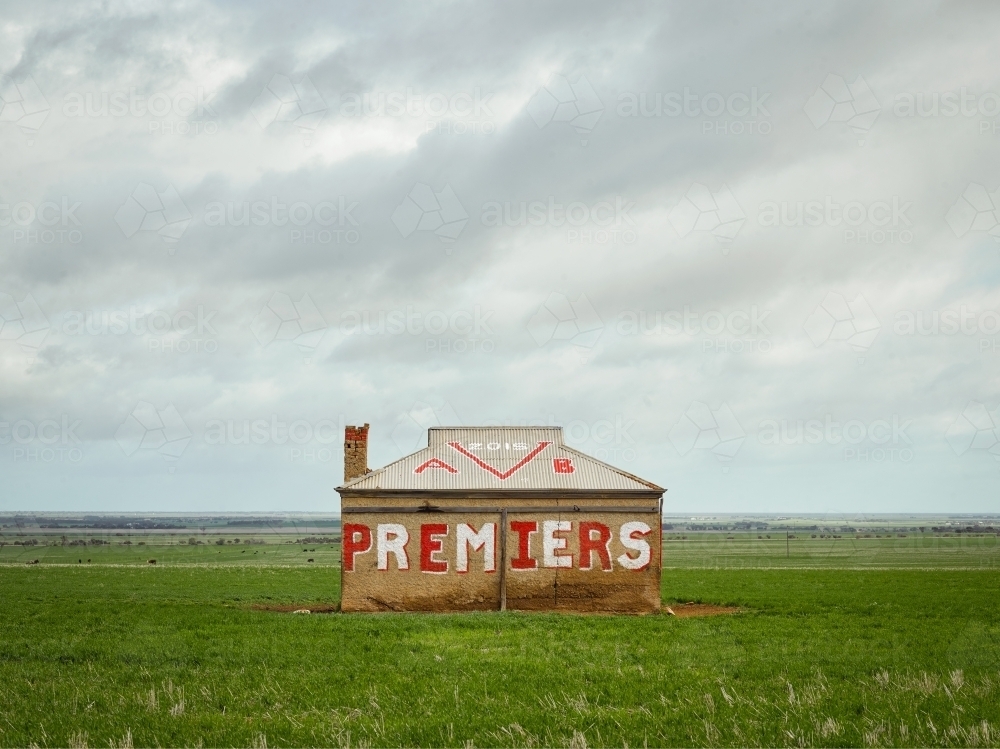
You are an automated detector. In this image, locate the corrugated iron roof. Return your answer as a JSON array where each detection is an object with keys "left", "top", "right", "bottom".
[{"left": 339, "top": 427, "right": 663, "bottom": 493}]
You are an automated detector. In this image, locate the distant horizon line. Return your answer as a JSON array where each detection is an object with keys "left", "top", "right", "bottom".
[{"left": 2, "top": 511, "right": 998, "bottom": 518}]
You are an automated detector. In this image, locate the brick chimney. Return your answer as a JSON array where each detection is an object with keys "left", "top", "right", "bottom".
[{"left": 344, "top": 423, "right": 370, "bottom": 483}]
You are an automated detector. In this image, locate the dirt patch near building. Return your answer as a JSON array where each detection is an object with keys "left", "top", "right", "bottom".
[
  {"left": 665, "top": 602, "right": 741, "bottom": 618},
  {"left": 251, "top": 603, "right": 339, "bottom": 613},
  {"left": 250, "top": 601, "right": 740, "bottom": 617}
]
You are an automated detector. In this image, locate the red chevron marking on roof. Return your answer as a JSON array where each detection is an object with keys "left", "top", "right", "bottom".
[{"left": 446, "top": 441, "right": 552, "bottom": 480}]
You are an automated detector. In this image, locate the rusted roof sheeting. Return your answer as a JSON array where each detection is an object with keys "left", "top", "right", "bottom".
[{"left": 340, "top": 427, "right": 663, "bottom": 492}]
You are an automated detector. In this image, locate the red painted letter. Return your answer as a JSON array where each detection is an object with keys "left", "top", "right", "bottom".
[
  {"left": 414, "top": 458, "right": 458, "bottom": 474},
  {"left": 420, "top": 523, "right": 449, "bottom": 573},
  {"left": 510, "top": 520, "right": 538, "bottom": 570},
  {"left": 579, "top": 521, "right": 612, "bottom": 571},
  {"left": 342, "top": 523, "right": 372, "bottom": 572},
  {"left": 553, "top": 457, "right": 575, "bottom": 473}
]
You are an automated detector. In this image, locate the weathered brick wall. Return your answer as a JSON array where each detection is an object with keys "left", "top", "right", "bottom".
[
  {"left": 341, "top": 501, "right": 661, "bottom": 613},
  {"left": 343, "top": 423, "right": 369, "bottom": 483}
]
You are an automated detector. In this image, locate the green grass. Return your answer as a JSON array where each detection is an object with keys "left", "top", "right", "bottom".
[
  {"left": 6, "top": 530, "right": 999, "bottom": 569},
  {"left": 0, "top": 535, "right": 339, "bottom": 567},
  {"left": 2, "top": 554, "right": 1000, "bottom": 747},
  {"left": 660, "top": 532, "right": 1000, "bottom": 568}
]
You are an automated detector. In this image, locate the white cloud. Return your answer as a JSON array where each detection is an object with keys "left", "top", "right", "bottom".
[{"left": 1, "top": 2, "right": 998, "bottom": 513}]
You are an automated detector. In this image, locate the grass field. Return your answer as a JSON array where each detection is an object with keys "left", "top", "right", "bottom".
[
  {"left": 0, "top": 538, "right": 340, "bottom": 567},
  {"left": 659, "top": 532, "right": 1000, "bottom": 568},
  {"left": 4, "top": 529, "right": 998, "bottom": 568},
  {"left": 1, "top": 534, "right": 999, "bottom": 747}
]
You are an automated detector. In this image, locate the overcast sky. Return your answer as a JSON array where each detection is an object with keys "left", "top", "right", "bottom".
[{"left": 2, "top": 1, "right": 999, "bottom": 515}]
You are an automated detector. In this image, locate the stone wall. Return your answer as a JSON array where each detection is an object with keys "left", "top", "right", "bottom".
[{"left": 340, "top": 499, "right": 661, "bottom": 613}]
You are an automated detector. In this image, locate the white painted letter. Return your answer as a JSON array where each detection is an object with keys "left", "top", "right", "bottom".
[
  {"left": 456, "top": 522, "right": 496, "bottom": 572},
  {"left": 617, "top": 521, "right": 652, "bottom": 570},
  {"left": 542, "top": 520, "right": 572, "bottom": 568},
  {"left": 377, "top": 523, "right": 410, "bottom": 570}
]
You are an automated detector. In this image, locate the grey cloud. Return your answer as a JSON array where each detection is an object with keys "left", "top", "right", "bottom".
[{"left": 2, "top": 0, "right": 999, "bottom": 512}]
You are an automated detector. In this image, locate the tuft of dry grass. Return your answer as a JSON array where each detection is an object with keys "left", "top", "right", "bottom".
[{"left": 108, "top": 728, "right": 132, "bottom": 749}]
